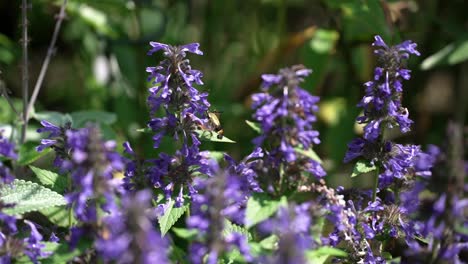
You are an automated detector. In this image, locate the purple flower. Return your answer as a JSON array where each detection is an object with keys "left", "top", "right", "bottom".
[
  {"left": 1, "top": 203, "right": 49, "bottom": 263},
  {"left": 96, "top": 190, "right": 170, "bottom": 264},
  {"left": 257, "top": 203, "right": 314, "bottom": 263},
  {"left": 0, "top": 132, "right": 17, "bottom": 184},
  {"left": 187, "top": 160, "right": 252, "bottom": 263},
  {"left": 55, "top": 126, "right": 125, "bottom": 222},
  {"left": 357, "top": 35, "right": 420, "bottom": 141},
  {"left": 250, "top": 65, "right": 325, "bottom": 191},
  {"left": 146, "top": 42, "right": 211, "bottom": 149},
  {"left": 148, "top": 144, "right": 213, "bottom": 208}
]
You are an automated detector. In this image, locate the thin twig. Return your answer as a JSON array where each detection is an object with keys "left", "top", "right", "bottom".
[
  {"left": 20, "top": 0, "right": 30, "bottom": 144},
  {"left": 25, "top": 0, "right": 68, "bottom": 126}
]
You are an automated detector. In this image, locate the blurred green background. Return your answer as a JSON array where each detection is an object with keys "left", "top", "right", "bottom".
[{"left": 0, "top": 0, "right": 467, "bottom": 187}]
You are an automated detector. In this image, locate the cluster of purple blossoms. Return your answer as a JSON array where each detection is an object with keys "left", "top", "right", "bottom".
[
  {"left": 124, "top": 42, "right": 218, "bottom": 208},
  {"left": 250, "top": 65, "right": 325, "bottom": 192},
  {"left": 357, "top": 35, "right": 420, "bottom": 141},
  {"left": 401, "top": 142, "right": 468, "bottom": 263},
  {"left": 0, "top": 132, "right": 17, "bottom": 184},
  {"left": 123, "top": 140, "right": 213, "bottom": 208},
  {"left": 37, "top": 122, "right": 124, "bottom": 222},
  {"left": 187, "top": 160, "right": 252, "bottom": 263},
  {"left": 96, "top": 190, "right": 170, "bottom": 264},
  {"left": 345, "top": 35, "right": 426, "bottom": 187},
  {"left": 0, "top": 202, "right": 49, "bottom": 263},
  {"left": 146, "top": 42, "right": 210, "bottom": 149},
  {"left": 257, "top": 203, "right": 315, "bottom": 263}
]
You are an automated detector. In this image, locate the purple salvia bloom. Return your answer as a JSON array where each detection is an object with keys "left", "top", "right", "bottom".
[
  {"left": 148, "top": 145, "right": 213, "bottom": 208},
  {"left": 257, "top": 203, "right": 315, "bottom": 263},
  {"left": 187, "top": 160, "right": 252, "bottom": 263},
  {"left": 59, "top": 126, "right": 124, "bottom": 222},
  {"left": 146, "top": 42, "right": 211, "bottom": 149},
  {"left": 96, "top": 190, "right": 170, "bottom": 264},
  {"left": 357, "top": 35, "right": 420, "bottom": 141},
  {"left": 0, "top": 132, "right": 17, "bottom": 184},
  {"left": 23, "top": 221, "right": 50, "bottom": 262},
  {"left": 1, "top": 203, "right": 49, "bottom": 263},
  {"left": 250, "top": 65, "right": 325, "bottom": 192}
]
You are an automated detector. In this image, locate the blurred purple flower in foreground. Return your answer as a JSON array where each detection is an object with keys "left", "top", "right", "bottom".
[
  {"left": 96, "top": 190, "right": 169, "bottom": 264},
  {"left": 0, "top": 131, "right": 17, "bottom": 184},
  {"left": 187, "top": 160, "right": 252, "bottom": 264}
]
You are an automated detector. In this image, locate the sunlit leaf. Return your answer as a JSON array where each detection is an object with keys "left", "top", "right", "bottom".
[
  {"left": 0, "top": 180, "right": 67, "bottom": 215},
  {"left": 351, "top": 160, "right": 377, "bottom": 178}
]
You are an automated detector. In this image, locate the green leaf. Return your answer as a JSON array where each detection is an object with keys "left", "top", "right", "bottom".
[
  {"left": 245, "top": 120, "right": 261, "bottom": 133},
  {"left": 206, "top": 151, "right": 226, "bottom": 162},
  {"left": 136, "top": 127, "right": 152, "bottom": 133},
  {"left": 18, "top": 143, "right": 52, "bottom": 166},
  {"left": 158, "top": 200, "right": 188, "bottom": 236},
  {"left": 170, "top": 245, "right": 190, "bottom": 264},
  {"left": 305, "top": 247, "right": 347, "bottom": 264},
  {"left": 67, "top": 3, "right": 118, "bottom": 38},
  {"left": 70, "top": 110, "right": 117, "bottom": 128},
  {"left": 245, "top": 193, "right": 286, "bottom": 228},
  {"left": 295, "top": 147, "right": 323, "bottom": 164},
  {"left": 448, "top": 39, "right": 468, "bottom": 65},
  {"left": 194, "top": 130, "right": 236, "bottom": 143},
  {"left": 40, "top": 240, "right": 91, "bottom": 264},
  {"left": 421, "top": 37, "right": 468, "bottom": 70},
  {"left": 309, "top": 29, "right": 339, "bottom": 54},
  {"left": 351, "top": 160, "right": 377, "bottom": 178},
  {"left": 40, "top": 206, "right": 76, "bottom": 228},
  {"left": 32, "top": 111, "right": 72, "bottom": 126},
  {"left": 0, "top": 180, "right": 67, "bottom": 215},
  {"left": 258, "top": 235, "right": 278, "bottom": 250},
  {"left": 224, "top": 219, "right": 252, "bottom": 240},
  {"left": 172, "top": 227, "right": 198, "bottom": 240},
  {"left": 29, "top": 166, "right": 67, "bottom": 193},
  {"left": 324, "top": 0, "right": 389, "bottom": 41}
]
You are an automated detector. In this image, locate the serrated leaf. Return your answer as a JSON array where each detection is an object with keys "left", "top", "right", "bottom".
[
  {"left": 305, "top": 247, "right": 347, "bottom": 264},
  {"left": 351, "top": 160, "right": 377, "bottom": 178},
  {"left": 70, "top": 110, "right": 117, "bottom": 128},
  {"left": 295, "top": 147, "right": 323, "bottom": 164},
  {"left": 40, "top": 206, "right": 76, "bottom": 227},
  {"left": 0, "top": 180, "right": 67, "bottom": 215},
  {"left": 18, "top": 143, "right": 52, "bottom": 165},
  {"left": 194, "top": 130, "right": 236, "bottom": 143},
  {"left": 29, "top": 166, "right": 67, "bottom": 193},
  {"left": 245, "top": 193, "right": 285, "bottom": 229},
  {"left": 223, "top": 220, "right": 252, "bottom": 240},
  {"left": 158, "top": 200, "right": 188, "bottom": 236},
  {"left": 245, "top": 120, "right": 261, "bottom": 133}
]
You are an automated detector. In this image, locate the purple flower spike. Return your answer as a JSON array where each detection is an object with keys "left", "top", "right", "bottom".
[
  {"left": 357, "top": 35, "right": 420, "bottom": 141},
  {"left": 96, "top": 190, "right": 170, "bottom": 264},
  {"left": 187, "top": 160, "right": 253, "bottom": 263},
  {"left": 146, "top": 42, "right": 211, "bottom": 149},
  {"left": 250, "top": 65, "right": 325, "bottom": 191}
]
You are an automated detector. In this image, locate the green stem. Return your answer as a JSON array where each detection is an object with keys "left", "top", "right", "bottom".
[{"left": 372, "top": 166, "right": 380, "bottom": 202}]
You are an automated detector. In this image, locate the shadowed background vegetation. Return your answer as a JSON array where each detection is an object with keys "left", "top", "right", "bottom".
[{"left": 0, "top": 0, "right": 467, "bottom": 188}]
